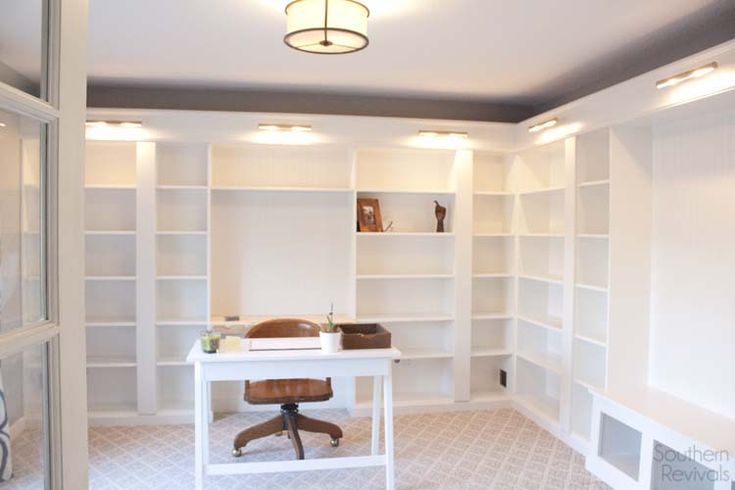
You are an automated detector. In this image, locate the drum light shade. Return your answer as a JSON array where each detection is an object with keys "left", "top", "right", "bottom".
[{"left": 284, "top": 0, "right": 369, "bottom": 54}]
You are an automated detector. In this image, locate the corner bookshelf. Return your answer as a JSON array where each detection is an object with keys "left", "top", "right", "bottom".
[
  {"left": 470, "top": 152, "right": 514, "bottom": 403},
  {"left": 513, "top": 141, "right": 567, "bottom": 426}
]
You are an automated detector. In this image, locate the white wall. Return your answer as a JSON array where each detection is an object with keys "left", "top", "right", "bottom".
[{"left": 650, "top": 104, "right": 735, "bottom": 418}]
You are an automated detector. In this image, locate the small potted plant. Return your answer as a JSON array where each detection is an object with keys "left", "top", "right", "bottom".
[{"left": 320, "top": 304, "right": 342, "bottom": 353}]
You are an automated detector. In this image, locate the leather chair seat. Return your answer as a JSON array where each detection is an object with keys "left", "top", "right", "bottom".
[{"left": 245, "top": 378, "right": 333, "bottom": 405}]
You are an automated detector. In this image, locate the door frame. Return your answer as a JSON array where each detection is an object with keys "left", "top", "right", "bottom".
[{"left": 0, "top": 0, "right": 89, "bottom": 487}]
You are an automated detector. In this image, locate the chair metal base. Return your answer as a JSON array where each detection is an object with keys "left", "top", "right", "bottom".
[{"left": 232, "top": 404, "right": 343, "bottom": 460}]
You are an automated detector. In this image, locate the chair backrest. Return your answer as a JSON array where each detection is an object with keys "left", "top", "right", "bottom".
[{"left": 246, "top": 318, "right": 321, "bottom": 339}]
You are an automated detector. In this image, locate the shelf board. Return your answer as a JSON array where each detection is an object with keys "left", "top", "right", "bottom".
[
  {"left": 576, "top": 282, "right": 608, "bottom": 293},
  {"left": 85, "top": 276, "right": 136, "bottom": 282},
  {"left": 577, "top": 233, "right": 609, "bottom": 239},
  {"left": 515, "top": 394, "right": 561, "bottom": 425},
  {"left": 87, "top": 357, "right": 137, "bottom": 368},
  {"left": 574, "top": 377, "right": 603, "bottom": 393},
  {"left": 517, "top": 351, "right": 562, "bottom": 374},
  {"left": 356, "top": 273, "right": 454, "bottom": 280},
  {"left": 400, "top": 349, "right": 453, "bottom": 360},
  {"left": 472, "top": 273, "right": 513, "bottom": 279},
  {"left": 88, "top": 405, "right": 138, "bottom": 418},
  {"left": 156, "top": 275, "right": 208, "bottom": 281},
  {"left": 356, "top": 232, "right": 455, "bottom": 238},
  {"left": 578, "top": 179, "right": 610, "bottom": 188},
  {"left": 357, "top": 188, "right": 455, "bottom": 196},
  {"left": 575, "top": 333, "right": 607, "bottom": 348},
  {"left": 519, "top": 273, "right": 564, "bottom": 286},
  {"left": 85, "top": 230, "right": 136, "bottom": 236},
  {"left": 473, "top": 233, "right": 513, "bottom": 238},
  {"left": 85, "top": 318, "right": 136, "bottom": 327},
  {"left": 86, "top": 321, "right": 136, "bottom": 328},
  {"left": 84, "top": 184, "right": 136, "bottom": 190},
  {"left": 473, "top": 191, "right": 513, "bottom": 197},
  {"left": 209, "top": 314, "right": 354, "bottom": 328},
  {"left": 156, "top": 319, "right": 209, "bottom": 326},
  {"left": 517, "top": 314, "right": 562, "bottom": 331},
  {"left": 211, "top": 186, "right": 352, "bottom": 194},
  {"left": 519, "top": 233, "right": 564, "bottom": 238},
  {"left": 356, "top": 315, "right": 454, "bottom": 324},
  {"left": 157, "top": 358, "right": 190, "bottom": 367},
  {"left": 519, "top": 186, "right": 565, "bottom": 196},
  {"left": 471, "top": 348, "right": 512, "bottom": 358},
  {"left": 471, "top": 312, "right": 512, "bottom": 321},
  {"left": 155, "top": 231, "right": 207, "bottom": 236},
  {"left": 157, "top": 185, "right": 208, "bottom": 190}
]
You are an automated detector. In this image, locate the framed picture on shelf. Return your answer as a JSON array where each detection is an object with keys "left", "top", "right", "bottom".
[{"left": 357, "top": 198, "right": 383, "bottom": 232}]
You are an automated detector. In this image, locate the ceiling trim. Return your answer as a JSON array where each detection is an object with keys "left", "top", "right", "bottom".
[{"left": 86, "top": 84, "right": 535, "bottom": 123}]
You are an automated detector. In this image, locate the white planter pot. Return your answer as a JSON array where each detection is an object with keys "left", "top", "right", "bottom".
[{"left": 319, "top": 331, "right": 342, "bottom": 353}]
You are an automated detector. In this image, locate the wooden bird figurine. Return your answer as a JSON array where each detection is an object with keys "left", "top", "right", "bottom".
[{"left": 434, "top": 200, "right": 447, "bottom": 233}]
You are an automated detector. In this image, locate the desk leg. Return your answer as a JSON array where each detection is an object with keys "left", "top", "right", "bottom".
[
  {"left": 383, "top": 371, "right": 395, "bottom": 490},
  {"left": 202, "top": 381, "right": 210, "bottom": 466},
  {"left": 371, "top": 375, "right": 382, "bottom": 455},
  {"left": 194, "top": 363, "right": 204, "bottom": 490}
]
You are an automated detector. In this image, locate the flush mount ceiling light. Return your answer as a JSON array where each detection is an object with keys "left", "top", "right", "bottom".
[
  {"left": 528, "top": 118, "right": 559, "bottom": 133},
  {"left": 418, "top": 130, "right": 468, "bottom": 138},
  {"left": 284, "top": 0, "right": 369, "bottom": 54},
  {"left": 656, "top": 62, "right": 718, "bottom": 90},
  {"left": 85, "top": 120, "right": 143, "bottom": 128},
  {"left": 258, "top": 123, "right": 312, "bottom": 132}
]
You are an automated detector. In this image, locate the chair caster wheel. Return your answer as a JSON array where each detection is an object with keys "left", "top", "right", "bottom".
[
  {"left": 330, "top": 438, "right": 340, "bottom": 447},
  {"left": 232, "top": 448, "right": 243, "bottom": 457}
]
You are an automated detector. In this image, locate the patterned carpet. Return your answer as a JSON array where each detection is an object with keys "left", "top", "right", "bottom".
[{"left": 7, "top": 408, "right": 611, "bottom": 489}]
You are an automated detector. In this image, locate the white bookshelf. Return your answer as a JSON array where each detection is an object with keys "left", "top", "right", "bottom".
[
  {"left": 84, "top": 141, "right": 139, "bottom": 417},
  {"left": 354, "top": 148, "right": 464, "bottom": 410},
  {"left": 83, "top": 131, "right": 614, "bottom": 429},
  {"left": 570, "top": 129, "right": 611, "bottom": 445}
]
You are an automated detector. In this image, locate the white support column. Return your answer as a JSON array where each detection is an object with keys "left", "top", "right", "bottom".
[
  {"left": 136, "top": 142, "right": 157, "bottom": 415},
  {"left": 560, "top": 137, "right": 577, "bottom": 433},
  {"left": 452, "top": 149, "right": 473, "bottom": 402}
]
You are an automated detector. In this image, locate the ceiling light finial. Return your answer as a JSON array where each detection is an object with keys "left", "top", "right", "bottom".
[{"left": 284, "top": 0, "right": 370, "bottom": 54}]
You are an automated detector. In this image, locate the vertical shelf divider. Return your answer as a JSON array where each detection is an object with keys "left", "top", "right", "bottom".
[
  {"left": 561, "top": 137, "right": 577, "bottom": 433},
  {"left": 453, "top": 149, "right": 473, "bottom": 402},
  {"left": 136, "top": 142, "right": 157, "bottom": 415}
]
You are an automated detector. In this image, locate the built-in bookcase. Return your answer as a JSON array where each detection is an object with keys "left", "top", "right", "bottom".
[
  {"left": 470, "top": 152, "right": 514, "bottom": 402},
  {"left": 571, "top": 130, "right": 610, "bottom": 444},
  {"left": 84, "top": 141, "right": 139, "bottom": 416},
  {"left": 83, "top": 133, "right": 613, "bottom": 429},
  {"left": 155, "top": 143, "right": 211, "bottom": 415},
  {"left": 354, "top": 148, "right": 460, "bottom": 410},
  {"left": 513, "top": 141, "right": 568, "bottom": 428}
]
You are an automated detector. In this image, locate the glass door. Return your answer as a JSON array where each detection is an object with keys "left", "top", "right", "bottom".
[{"left": 0, "top": 0, "right": 89, "bottom": 487}]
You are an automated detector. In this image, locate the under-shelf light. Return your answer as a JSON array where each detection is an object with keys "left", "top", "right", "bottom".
[
  {"left": 528, "top": 118, "right": 559, "bottom": 133},
  {"left": 418, "top": 130, "right": 468, "bottom": 138},
  {"left": 0, "top": 122, "right": 6, "bottom": 128},
  {"left": 258, "top": 123, "right": 312, "bottom": 132},
  {"left": 656, "top": 62, "right": 718, "bottom": 90},
  {"left": 85, "top": 120, "right": 143, "bottom": 128}
]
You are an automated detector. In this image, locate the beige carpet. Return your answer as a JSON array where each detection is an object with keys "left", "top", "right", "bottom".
[{"left": 7, "top": 408, "right": 611, "bottom": 489}]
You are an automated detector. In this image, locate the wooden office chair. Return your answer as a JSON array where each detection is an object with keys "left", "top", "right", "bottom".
[{"left": 231, "top": 318, "right": 343, "bottom": 460}]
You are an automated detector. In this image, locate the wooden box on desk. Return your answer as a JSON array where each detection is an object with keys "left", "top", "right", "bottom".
[{"left": 338, "top": 324, "right": 391, "bottom": 350}]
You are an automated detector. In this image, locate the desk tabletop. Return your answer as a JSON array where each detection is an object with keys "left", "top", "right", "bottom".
[{"left": 186, "top": 342, "right": 401, "bottom": 364}]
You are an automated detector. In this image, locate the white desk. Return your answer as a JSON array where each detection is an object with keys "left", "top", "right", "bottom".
[{"left": 186, "top": 343, "right": 401, "bottom": 489}]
